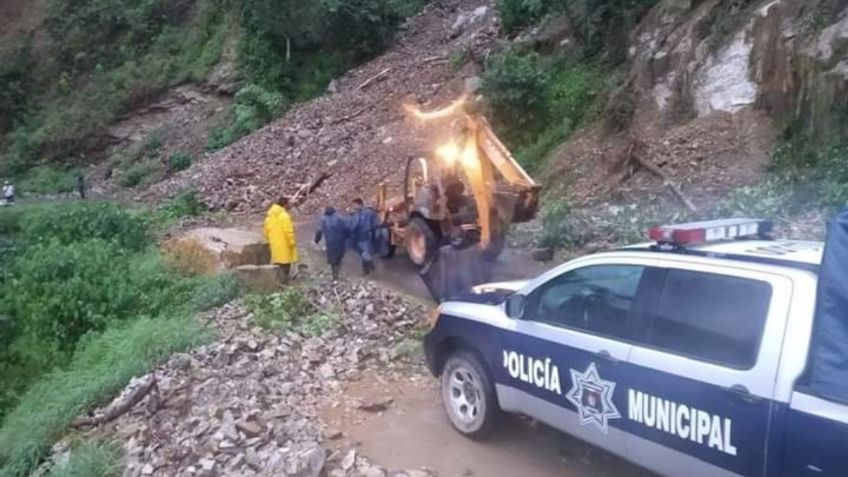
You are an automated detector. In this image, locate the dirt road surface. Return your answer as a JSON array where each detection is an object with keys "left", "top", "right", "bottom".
[
  {"left": 297, "top": 219, "right": 550, "bottom": 301},
  {"left": 322, "top": 372, "right": 654, "bottom": 477},
  {"left": 299, "top": 220, "right": 653, "bottom": 477}
]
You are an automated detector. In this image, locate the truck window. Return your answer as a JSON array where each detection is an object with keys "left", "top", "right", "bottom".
[
  {"left": 525, "top": 265, "right": 649, "bottom": 341},
  {"left": 650, "top": 269, "right": 773, "bottom": 369}
]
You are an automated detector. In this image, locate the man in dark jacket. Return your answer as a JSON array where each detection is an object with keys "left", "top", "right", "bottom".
[
  {"left": 348, "top": 198, "right": 380, "bottom": 275},
  {"left": 314, "top": 206, "right": 348, "bottom": 281}
]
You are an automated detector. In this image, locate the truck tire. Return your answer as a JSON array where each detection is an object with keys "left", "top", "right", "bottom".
[
  {"left": 407, "top": 217, "right": 438, "bottom": 268},
  {"left": 441, "top": 350, "right": 500, "bottom": 440}
]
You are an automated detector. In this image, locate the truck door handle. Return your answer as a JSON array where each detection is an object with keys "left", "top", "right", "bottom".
[
  {"left": 595, "top": 350, "right": 621, "bottom": 365},
  {"left": 726, "top": 384, "right": 763, "bottom": 404}
]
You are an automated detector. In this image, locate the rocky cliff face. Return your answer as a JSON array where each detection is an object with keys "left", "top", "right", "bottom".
[
  {"left": 552, "top": 0, "right": 848, "bottom": 211},
  {"left": 632, "top": 0, "right": 847, "bottom": 141}
]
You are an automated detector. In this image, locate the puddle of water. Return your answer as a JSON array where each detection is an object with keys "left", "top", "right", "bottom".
[{"left": 321, "top": 372, "right": 650, "bottom": 477}]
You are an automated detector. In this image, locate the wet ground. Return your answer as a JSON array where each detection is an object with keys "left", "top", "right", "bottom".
[
  {"left": 300, "top": 219, "right": 651, "bottom": 477},
  {"left": 297, "top": 219, "right": 550, "bottom": 302},
  {"left": 321, "top": 372, "right": 653, "bottom": 477}
]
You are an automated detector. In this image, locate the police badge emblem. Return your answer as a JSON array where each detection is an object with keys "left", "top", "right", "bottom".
[{"left": 566, "top": 362, "right": 621, "bottom": 434}]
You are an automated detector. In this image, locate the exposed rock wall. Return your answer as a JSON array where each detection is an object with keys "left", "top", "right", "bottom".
[{"left": 631, "top": 0, "right": 848, "bottom": 140}]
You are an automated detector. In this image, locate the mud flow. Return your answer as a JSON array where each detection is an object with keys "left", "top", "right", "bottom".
[{"left": 321, "top": 371, "right": 654, "bottom": 477}]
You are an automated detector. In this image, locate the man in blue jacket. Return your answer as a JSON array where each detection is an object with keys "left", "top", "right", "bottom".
[
  {"left": 348, "top": 198, "right": 380, "bottom": 276},
  {"left": 314, "top": 206, "right": 348, "bottom": 282}
]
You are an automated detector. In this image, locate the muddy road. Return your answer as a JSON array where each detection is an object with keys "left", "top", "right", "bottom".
[
  {"left": 321, "top": 372, "right": 653, "bottom": 477},
  {"left": 297, "top": 219, "right": 549, "bottom": 302},
  {"left": 298, "top": 219, "right": 652, "bottom": 477}
]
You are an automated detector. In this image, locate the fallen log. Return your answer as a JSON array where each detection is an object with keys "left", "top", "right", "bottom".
[
  {"left": 626, "top": 141, "right": 698, "bottom": 213},
  {"left": 329, "top": 104, "right": 374, "bottom": 125},
  {"left": 291, "top": 172, "right": 332, "bottom": 207},
  {"left": 74, "top": 375, "right": 158, "bottom": 428},
  {"left": 358, "top": 67, "right": 392, "bottom": 91}
]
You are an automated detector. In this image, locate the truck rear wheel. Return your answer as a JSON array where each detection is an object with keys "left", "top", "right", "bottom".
[{"left": 407, "top": 217, "right": 438, "bottom": 268}]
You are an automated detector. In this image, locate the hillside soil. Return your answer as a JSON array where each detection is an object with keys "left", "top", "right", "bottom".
[{"left": 145, "top": 0, "right": 500, "bottom": 215}]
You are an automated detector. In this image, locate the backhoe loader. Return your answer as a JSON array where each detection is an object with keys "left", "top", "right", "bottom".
[{"left": 375, "top": 97, "right": 541, "bottom": 301}]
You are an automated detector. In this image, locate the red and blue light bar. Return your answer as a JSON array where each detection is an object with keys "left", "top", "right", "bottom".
[{"left": 649, "top": 218, "right": 773, "bottom": 245}]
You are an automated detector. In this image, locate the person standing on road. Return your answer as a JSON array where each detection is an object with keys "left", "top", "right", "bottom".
[
  {"left": 348, "top": 198, "right": 379, "bottom": 275},
  {"left": 314, "top": 206, "right": 348, "bottom": 282},
  {"left": 264, "top": 196, "right": 298, "bottom": 284},
  {"left": 76, "top": 173, "right": 86, "bottom": 200},
  {"left": 2, "top": 181, "right": 15, "bottom": 205}
]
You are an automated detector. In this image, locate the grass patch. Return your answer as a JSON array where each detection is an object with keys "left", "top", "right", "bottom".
[
  {"left": 0, "top": 200, "right": 242, "bottom": 475},
  {"left": 45, "top": 441, "right": 120, "bottom": 477},
  {"left": 0, "top": 316, "right": 209, "bottom": 477},
  {"left": 18, "top": 166, "right": 78, "bottom": 196}
]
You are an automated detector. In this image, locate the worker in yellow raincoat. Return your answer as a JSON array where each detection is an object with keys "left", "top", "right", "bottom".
[{"left": 264, "top": 196, "right": 298, "bottom": 284}]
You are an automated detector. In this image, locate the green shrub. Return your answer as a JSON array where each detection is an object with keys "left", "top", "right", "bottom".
[
  {"left": 245, "top": 289, "right": 340, "bottom": 337},
  {"left": 0, "top": 316, "right": 207, "bottom": 477},
  {"left": 18, "top": 166, "right": 77, "bottom": 195},
  {"left": 0, "top": 206, "right": 28, "bottom": 236},
  {"left": 449, "top": 48, "right": 470, "bottom": 72},
  {"left": 483, "top": 51, "right": 551, "bottom": 143},
  {"left": 498, "top": 0, "right": 551, "bottom": 32},
  {"left": 483, "top": 50, "right": 607, "bottom": 169},
  {"left": 1, "top": 241, "right": 191, "bottom": 361},
  {"left": 118, "top": 161, "right": 159, "bottom": 188},
  {"left": 0, "top": 45, "right": 33, "bottom": 134},
  {"left": 168, "top": 151, "right": 193, "bottom": 172},
  {"left": 159, "top": 189, "right": 206, "bottom": 220},
  {"left": 19, "top": 202, "right": 150, "bottom": 251},
  {"left": 208, "top": 84, "right": 285, "bottom": 151},
  {"left": 189, "top": 273, "right": 244, "bottom": 312}
]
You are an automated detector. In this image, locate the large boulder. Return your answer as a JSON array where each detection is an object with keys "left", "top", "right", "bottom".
[
  {"left": 164, "top": 227, "right": 270, "bottom": 276},
  {"left": 234, "top": 265, "right": 282, "bottom": 293}
]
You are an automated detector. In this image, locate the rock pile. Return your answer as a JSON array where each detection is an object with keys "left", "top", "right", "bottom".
[
  {"left": 75, "top": 281, "right": 433, "bottom": 477},
  {"left": 145, "top": 0, "right": 499, "bottom": 215}
]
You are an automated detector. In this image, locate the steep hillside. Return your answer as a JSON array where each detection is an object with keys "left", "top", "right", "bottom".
[
  {"left": 552, "top": 0, "right": 848, "bottom": 212},
  {"left": 147, "top": 0, "right": 499, "bottom": 213},
  {"left": 0, "top": 0, "right": 426, "bottom": 196},
  {"left": 148, "top": 0, "right": 848, "bottom": 241}
]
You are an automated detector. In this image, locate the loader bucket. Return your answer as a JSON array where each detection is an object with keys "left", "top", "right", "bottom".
[{"left": 418, "top": 244, "right": 495, "bottom": 303}]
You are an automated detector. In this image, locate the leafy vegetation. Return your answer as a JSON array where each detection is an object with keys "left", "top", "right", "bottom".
[
  {"left": 482, "top": 50, "right": 608, "bottom": 170},
  {"left": 18, "top": 166, "right": 78, "bottom": 196},
  {"left": 497, "top": 0, "right": 658, "bottom": 59},
  {"left": 168, "top": 151, "right": 193, "bottom": 172},
  {"left": 0, "top": 201, "right": 239, "bottom": 475},
  {"left": 716, "top": 138, "right": 848, "bottom": 218},
  {"left": 0, "top": 316, "right": 208, "bottom": 477},
  {"left": 207, "top": 84, "right": 285, "bottom": 150},
  {"left": 159, "top": 189, "right": 207, "bottom": 220},
  {"left": 245, "top": 289, "right": 340, "bottom": 337},
  {"left": 1, "top": 0, "right": 425, "bottom": 179}
]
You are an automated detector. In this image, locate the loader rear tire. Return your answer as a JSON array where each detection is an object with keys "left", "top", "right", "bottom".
[{"left": 407, "top": 217, "right": 438, "bottom": 268}]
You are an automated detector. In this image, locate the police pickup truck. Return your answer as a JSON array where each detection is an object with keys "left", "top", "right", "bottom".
[{"left": 424, "top": 218, "right": 848, "bottom": 477}]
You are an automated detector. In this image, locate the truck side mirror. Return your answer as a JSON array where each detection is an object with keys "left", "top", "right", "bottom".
[{"left": 505, "top": 294, "right": 526, "bottom": 320}]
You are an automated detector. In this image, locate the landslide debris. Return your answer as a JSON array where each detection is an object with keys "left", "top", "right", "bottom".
[
  {"left": 48, "top": 281, "right": 431, "bottom": 477},
  {"left": 146, "top": 0, "right": 499, "bottom": 214}
]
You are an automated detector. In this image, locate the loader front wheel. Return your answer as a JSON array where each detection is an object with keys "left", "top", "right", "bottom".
[{"left": 407, "top": 217, "right": 438, "bottom": 268}]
